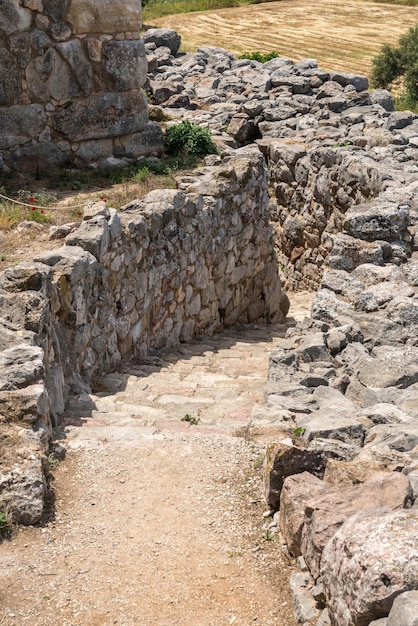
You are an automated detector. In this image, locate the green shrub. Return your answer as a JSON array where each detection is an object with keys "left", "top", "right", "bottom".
[
  {"left": 371, "top": 25, "right": 418, "bottom": 105},
  {"left": 239, "top": 50, "right": 280, "bottom": 63},
  {"left": 164, "top": 121, "right": 218, "bottom": 160}
]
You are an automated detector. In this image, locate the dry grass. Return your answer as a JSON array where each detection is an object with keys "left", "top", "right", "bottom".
[{"left": 149, "top": 0, "right": 418, "bottom": 76}]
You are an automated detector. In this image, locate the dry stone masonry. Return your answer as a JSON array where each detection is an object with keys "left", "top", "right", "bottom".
[
  {"left": 140, "top": 32, "right": 418, "bottom": 626},
  {"left": 0, "top": 150, "right": 285, "bottom": 525},
  {"left": 2, "top": 25, "right": 418, "bottom": 626},
  {"left": 0, "top": 0, "right": 162, "bottom": 175}
]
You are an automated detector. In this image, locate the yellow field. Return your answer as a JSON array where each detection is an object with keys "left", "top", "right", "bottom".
[{"left": 148, "top": 0, "right": 418, "bottom": 76}]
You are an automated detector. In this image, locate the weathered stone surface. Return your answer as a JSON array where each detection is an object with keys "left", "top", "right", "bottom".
[
  {"left": 356, "top": 346, "right": 418, "bottom": 389},
  {"left": 0, "top": 104, "right": 46, "bottom": 150},
  {"left": 327, "top": 234, "right": 384, "bottom": 272},
  {"left": 0, "top": 384, "right": 49, "bottom": 426},
  {"left": 65, "top": 215, "right": 110, "bottom": 261},
  {"left": 67, "top": 0, "right": 141, "bottom": 34},
  {"left": 26, "top": 42, "right": 92, "bottom": 102},
  {"left": 290, "top": 571, "right": 321, "bottom": 624},
  {"left": 364, "top": 423, "right": 418, "bottom": 453},
  {"left": 9, "top": 142, "right": 67, "bottom": 175},
  {"left": 262, "top": 442, "right": 335, "bottom": 510},
  {"left": 43, "top": 0, "right": 70, "bottom": 21},
  {"left": 53, "top": 91, "right": 148, "bottom": 141},
  {"left": 297, "top": 412, "right": 365, "bottom": 446},
  {"left": 320, "top": 509, "right": 418, "bottom": 626},
  {"left": 301, "top": 472, "right": 412, "bottom": 580},
  {"left": 113, "top": 124, "right": 163, "bottom": 159},
  {"left": 102, "top": 40, "right": 147, "bottom": 91},
  {"left": 0, "top": 456, "right": 46, "bottom": 525},
  {"left": 0, "top": 48, "right": 21, "bottom": 105},
  {"left": 344, "top": 201, "right": 410, "bottom": 242},
  {"left": 142, "top": 28, "right": 181, "bottom": 55},
  {"left": 386, "top": 590, "right": 418, "bottom": 626},
  {"left": 280, "top": 472, "right": 329, "bottom": 557},
  {"left": 0, "top": 0, "right": 32, "bottom": 35}
]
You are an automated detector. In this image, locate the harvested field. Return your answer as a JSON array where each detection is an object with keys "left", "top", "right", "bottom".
[{"left": 148, "top": 0, "right": 418, "bottom": 76}]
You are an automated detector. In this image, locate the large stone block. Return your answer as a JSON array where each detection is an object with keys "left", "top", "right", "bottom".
[
  {"left": 0, "top": 48, "right": 21, "bottom": 105},
  {"left": 52, "top": 91, "right": 148, "bottom": 141},
  {"left": 262, "top": 442, "right": 331, "bottom": 511},
  {"left": 0, "top": 104, "right": 46, "bottom": 150},
  {"left": 301, "top": 472, "right": 412, "bottom": 581},
  {"left": 387, "top": 591, "right": 418, "bottom": 626},
  {"left": 43, "top": 0, "right": 70, "bottom": 21},
  {"left": 114, "top": 123, "right": 163, "bottom": 159},
  {"left": 0, "top": 0, "right": 31, "bottom": 35},
  {"left": 26, "top": 41, "right": 92, "bottom": 102},
  {"left": 321, "top": 509, "right": 418, "bottom": 626},
  {"left": 8, "top": 142, "right": 67, "bottom": 175},
  {"left": 102, "top": 40, "right": 147, "bottom": 91},
  {"left": 280, "top": 472, "right": 329, "bottom": 557},
  {"left": 67, "top": 0, "right": 141, "bottom": 34}
]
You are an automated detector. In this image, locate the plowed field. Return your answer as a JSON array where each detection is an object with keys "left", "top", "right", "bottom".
[{"left": 148, "top": 0, "right": 418, "bottom": 76}]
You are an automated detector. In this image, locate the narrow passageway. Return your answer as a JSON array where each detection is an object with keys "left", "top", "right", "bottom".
[{"left": 1, "top": 293, "right": 312, "bottom": 626}]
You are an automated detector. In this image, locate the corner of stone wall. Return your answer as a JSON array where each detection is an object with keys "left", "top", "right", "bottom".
[{"left": 0, "top": 0, "right": 163, "bottom": 176}]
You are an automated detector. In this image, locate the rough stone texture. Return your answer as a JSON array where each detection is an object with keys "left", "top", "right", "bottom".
[
  {"left": 280, "top": 472, "right": 329, "bottom": 557},
  {"left": 301, "top": 472, "right": 412, "bottom": 581},
  {"left": 0, "top": 153, "right": 285, "bottom": 523},
  {"left": 262, "top": 443, "right": 332, "bottom": 511},
  {"left": 386, "top": 591, "right": 418, "bottom": 626},
  {"left": 0, "top": 0, "right": 160, "bottom": 172},
  {"left": 320, "top": 509, "right": 418, "bottom": 626},
  {"left": 67, "top": 0, "right": 141, "bottom": 34}
]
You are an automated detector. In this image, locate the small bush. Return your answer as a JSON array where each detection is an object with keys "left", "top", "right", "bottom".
[
  {"left": 239, "top": 50, "right": 280, "bottom": 63},
  {"left": 164, "top": 121, "right": 218, "bottom": 160},
  {"left": 371, "top": 25, "right": 418, "bottom": 105}
]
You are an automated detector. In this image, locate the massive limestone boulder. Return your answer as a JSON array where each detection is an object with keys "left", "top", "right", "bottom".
[
  {"left": 320, "top": 509, "right": 418, "bottom": 626},
  {"left": 300, "top": 472, "right": 412, "bottom": 580}
]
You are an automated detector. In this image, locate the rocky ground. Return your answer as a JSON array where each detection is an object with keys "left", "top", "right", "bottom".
[{"left": 1, "top": 293, "right": 311, "bottom": 626}]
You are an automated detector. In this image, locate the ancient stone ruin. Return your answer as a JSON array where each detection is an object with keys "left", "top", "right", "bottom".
[
  {"left": 2, "top": 21, "right": 418, "bottom": 626},
  {"left": 0, "top": 0, "right": 162, "bottom": 176}
]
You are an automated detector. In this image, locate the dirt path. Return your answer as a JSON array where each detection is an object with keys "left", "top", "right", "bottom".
[
  {"left": 149, "top": 0, "right": 418, "bottom": 76},
  {"left": 1, "top": 293, "right": 312, "bottom": 626}
]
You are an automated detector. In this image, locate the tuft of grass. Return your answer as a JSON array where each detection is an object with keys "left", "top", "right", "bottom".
[
  {"left": 0, "top": 511, "right": 12, "bottom": 538},
  {"left": 48, "top": 454, "right": 60, "bottom": 469},
  {"left": 181, "top": 413, "right": 201, "bottom": 425}
]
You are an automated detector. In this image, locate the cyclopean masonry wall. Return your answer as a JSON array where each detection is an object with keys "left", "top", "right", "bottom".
[
  {"left": 0, "top": 150, "right": 287, "bottom": 524},
  {"left": 0, "top": 0, "right": 162, "bottom": 176}
]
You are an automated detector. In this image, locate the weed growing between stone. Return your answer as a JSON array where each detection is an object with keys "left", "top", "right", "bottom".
[
  {"left": 181, "top": 414, "right": 201, "bottom": 425},
  {"left": 0, "top": 512, "right": 11, "bottom": 539},
  {"left": 164, "top": 121, "right": 218, "bottom": 160}
]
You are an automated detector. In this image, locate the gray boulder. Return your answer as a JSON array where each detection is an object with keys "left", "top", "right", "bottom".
[
  {"left": 142, "top": 28, "right": 181, "bottom": 55},
  {"left": 387, "top": 590, "right": 418, "bottom": 626}
]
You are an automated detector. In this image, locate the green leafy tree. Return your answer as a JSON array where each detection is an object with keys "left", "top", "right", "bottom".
[{"left": 371, "top": 25, "right": 418, "bottom": 104}]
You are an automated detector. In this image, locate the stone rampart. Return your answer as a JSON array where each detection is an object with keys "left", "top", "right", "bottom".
[
  {"left": 0, "top": 151, "right": 286, "bottom": 524},
  {"left": 0, "top": 0, "right": 162, "bottom": 175}
]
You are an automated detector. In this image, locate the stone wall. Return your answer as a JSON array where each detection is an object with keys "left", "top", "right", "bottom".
[
  {"left": 0, "top": 151, "right": 286, "bottom": 524},
  {"left": 0, "top": 0, "right": 162, "bottom": 175}
]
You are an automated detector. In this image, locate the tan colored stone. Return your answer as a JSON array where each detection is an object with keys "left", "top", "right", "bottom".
[
  {"left": 301, "top": 472, "right": 413, "bottom": 580},
  {"left": 279, "top": 472, "right": 329, "bottom": 557},
  {"left": 67, "top": 0, "right": 141, "bottom": 35}
]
